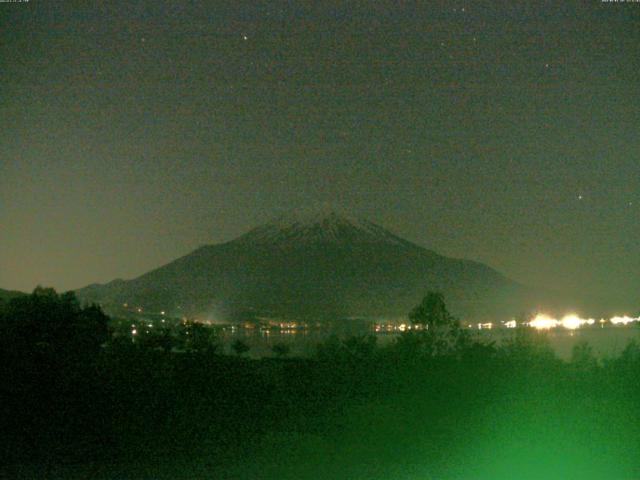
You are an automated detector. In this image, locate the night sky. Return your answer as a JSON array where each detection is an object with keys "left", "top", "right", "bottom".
[{"left": 2, "top": 1, "right": 639, "bottom": 310}]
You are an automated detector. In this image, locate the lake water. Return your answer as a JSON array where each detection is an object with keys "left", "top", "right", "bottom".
[
  {"left": 216, "top": 325, "right": 640, "bottom": 360},
  {"left": 471, "top": 326, "right": 640, "bottom": 360}
]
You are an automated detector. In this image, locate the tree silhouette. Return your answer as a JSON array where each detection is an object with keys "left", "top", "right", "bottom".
[
  {"left": 409, "top": 292, "right": 453, "bottom": 327},
  {"left": 407, "top": 292, "right": 466, "bottom": 357},
  {"left": 342, "top": 335, "right": 377, "bottom": 360},
  {"left": 271, "top": 342, "right": 291, "bottom": 358},
  {"left": 176, "top": 320, "right": 218, "bottom": 352},
  {"left": 570, "top": 341, "right": 598, "bottom": 372},
  {"left": 189, "top": 322, "right": 218, "bottom": 353},
  {"left": 138, "top": 326, "right": 176, "bottom": 353},
  {"left": 0, "top": 286, "right": 109, "bottom": 361},
  {"left": 0, "top": 287, "right": 111, "bottom": 460},
  {"left": 232, "top": 339, "right": 250, "bottom": 356},
  {"left": 499, "top": 325, "right": 556, "bottom": 366}
]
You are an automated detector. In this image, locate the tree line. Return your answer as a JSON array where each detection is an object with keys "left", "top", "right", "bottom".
[{"left": 2, "top": 288, "right": 640, "bottom": 478}]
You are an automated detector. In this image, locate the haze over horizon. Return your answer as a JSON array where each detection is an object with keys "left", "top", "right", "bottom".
[{"left": 2, "top": 1, "right": 639, "bottom": 311}]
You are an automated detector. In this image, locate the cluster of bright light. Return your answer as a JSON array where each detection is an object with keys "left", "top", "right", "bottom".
[
  {"left": 529, "top": 314, "right": 558, "bottom": 330},
  {"left": 610, "top": 316, "right": 639, "bottom": 325},
  {"left": 559, "top": 314, "right": 595, "bottom": 330},
  {"left": 397, "top": 314, "right": 640, "bottom": 333},
  {"left": 525, "top": 313, "right": 636, "bottom": 330},
  {"left": 527, "top": 314, "right": 595, "bottom": 330},
  {"left": 373, "top": 323, "right": 424, "bottom": 333}
]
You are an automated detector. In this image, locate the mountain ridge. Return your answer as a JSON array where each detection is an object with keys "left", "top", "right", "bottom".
[{"left": 76, "top": 207, "right": 552, "bottom": 321}]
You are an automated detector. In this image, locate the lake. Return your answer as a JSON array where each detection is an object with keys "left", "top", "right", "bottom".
[{"left": 216, "top": 324, "right": 640, "bottom": 360}]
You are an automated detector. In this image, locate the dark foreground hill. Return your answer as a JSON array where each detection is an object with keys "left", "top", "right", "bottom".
[{"left": 77, "top": 207, "right": 557, "bottom": 321}]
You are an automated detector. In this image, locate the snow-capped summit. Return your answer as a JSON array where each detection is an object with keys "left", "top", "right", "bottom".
[
  {"left": 76, "top": 203, "right": 544, "bottom": 323},
  {"left": 269, "top": 203, "right": 360, "bottom": 228},
  {"left": 236, "top": 204, "right": 406, "bottom": 246}
]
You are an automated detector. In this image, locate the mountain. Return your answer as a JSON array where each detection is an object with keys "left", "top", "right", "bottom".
[{"left": 77, "top": 206, "right": 553, "bottom": 322}]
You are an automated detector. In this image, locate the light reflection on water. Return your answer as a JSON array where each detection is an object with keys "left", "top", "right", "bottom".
[
  {"left": 472, "top": 326, "right": 639, "bottom": 360},
  {"left": 217, "top": 325, "right": 640, "bottom": 360}
]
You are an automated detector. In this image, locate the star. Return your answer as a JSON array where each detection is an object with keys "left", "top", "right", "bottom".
[
  {"left": 242, "top": 34, "right": 248, "bottom": 41},
  {"left": 578, "top": 195, "right": 583, "bottom": 200}
]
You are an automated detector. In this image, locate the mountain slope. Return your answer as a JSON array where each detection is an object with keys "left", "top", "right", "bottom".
[{"left": 77, "top": 207, "right": 549, "bottom": 321}]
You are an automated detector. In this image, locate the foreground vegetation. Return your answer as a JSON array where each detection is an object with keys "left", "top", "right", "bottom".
[{"left": 2, "top": 289, "right": 640, "bottom": 479}]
